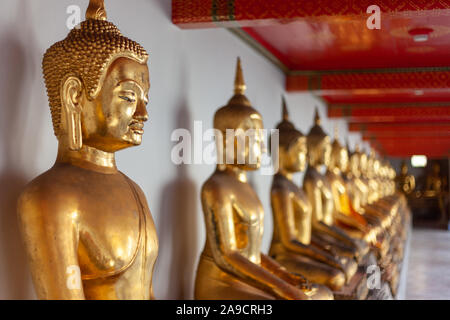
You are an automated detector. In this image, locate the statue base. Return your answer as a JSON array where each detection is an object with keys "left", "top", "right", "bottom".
[
  {"left": 367, "top": 282, "right": 394, "bottom": 300},
  {"left": 333, "top": 269, "right": 369, "bottom": 300}
]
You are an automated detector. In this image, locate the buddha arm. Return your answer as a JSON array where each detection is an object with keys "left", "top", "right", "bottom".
[
  {"left": 17, "top": 190, "right": 84, "bottom": 300},
  {"left": 312, "top": 221, "right": 357, "bottom": 248},
  {"left": 271, "top": 190, "right": 343, "bottom": 269},
  {"left": 329, "top": 179, "right": 367, "bottom": 232},
  {"left": 408, "top": 176, "right": 416, "bottom": 191},
  {"left": 202, "top": 195, "right": 306, "bottom": 300},
  {"left": 303, "top": 179, "right": 323, "bottom": 223},
  {"left": 304, "top": 179, "right": 357, "bottom": 246},
  {"left": 334, "top": 211, "right": 367, "bottom": 232},
  {"left": 364, "top": 203, "right": 389, "bottom": 217},
  {"left": 260, "top": 254, "right": 311, "bottom": 289}
]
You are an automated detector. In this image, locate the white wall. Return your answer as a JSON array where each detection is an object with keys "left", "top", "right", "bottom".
[{"left": 0, "top": 0, "right": 364, "bottom": 299}]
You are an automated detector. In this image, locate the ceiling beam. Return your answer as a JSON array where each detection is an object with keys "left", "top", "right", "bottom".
[
  {"left": 286, "top": 69, "right": 450, "bottom": 94},
  {"left": 173, "top": 0, "right": 450, "bottom": 29},
  {"left": 328, "top": 104, "right": 450, "bottom": 123},
  {"left": 350, "top": 122, "right": 450, "bottom": 138}
]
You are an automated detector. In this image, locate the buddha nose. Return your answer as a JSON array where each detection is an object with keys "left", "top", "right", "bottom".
[{"left": 135, "top": 100, "right": 149, "bottom": 122}]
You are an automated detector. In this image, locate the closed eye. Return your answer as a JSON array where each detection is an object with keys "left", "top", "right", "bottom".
[{"left": 119, "top": 95, "right": 136, "bottom": 103}]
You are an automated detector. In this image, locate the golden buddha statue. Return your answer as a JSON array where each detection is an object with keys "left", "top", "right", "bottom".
[
  {"left": 360, "top": 154, "right": 405, "bottom": 293},
  {"left": 325, "top": 129, "right": 378, "bottom": 245},
  {"left": 378, "top": 161, "right": 406, "bottom": 295},
  {"left": 356, "top": 149, "right": 393, "bottom": 231},
  {"left": 269, "top": 98, "right": 348, "bottom": 292},
  {"left": 425, "top": 163, "right": 447, "bottom": 197},
  {"left": 365, "top": 153, "right": 399, "bottom": 232},
  {"left": 343, "top": 144, "right": 390, "bottom": 259},
  {"left": 194, "top": 59, "right": 333, "bottom": 300},
  {"left": 346, "top": 146, "right": 381, "bottom": 226},
  {"left": 366, "top": 150, "right": 382, "bottom": 204},
  {"left": 303, "top": 111, "right": 368, "bottom": 264},
  {"left": 17, "top": 0, "right": 158, "bottom": 300},
  {"left": 344, "top": 143, "right": 369, "bottom": 216},
  {"left": 389, "top": 163, "right": 411, "bottom": 246}
]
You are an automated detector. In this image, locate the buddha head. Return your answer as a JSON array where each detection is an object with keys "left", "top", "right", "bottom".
[
  {"left": 377, "top": 159, "right": 391, "bottom": 179},
  {"left": 358, "top": 148, "right": 369, "bottom": 178},
  {"left": 349, "top": 144, "right": 362, "bottom": 178},
  {"left": 384, "top": 163, "right": 390, "bottom": 179},
  {"left": 366, "top": 148, "right": 379, "bottom": 179},
  {"left": 214, "top": 58, "right": 264, "bottom": 171},
  {"left": 329, "top": 127, "right": 349, "bottom": 173},
  {"left": 388, "top": 163, "right": 396, "bottom": 180},
  {"left": 306, "top": 109, "right": 331, "bottom": 168},
  {"left": 400, "top": 161, "right": 408, "bottom": 175},
  {"left": 43, "top": 0, "right": 149, "bottom": 153},
  {"left": 272, "top": 96, "right": 307, "bottom": 173},
  {"left": 432, "top": 163, "right": 441, "bottom": 175}
]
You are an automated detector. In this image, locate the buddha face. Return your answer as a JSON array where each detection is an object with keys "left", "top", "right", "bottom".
[
  {"left": 80, "top": 58, "right": 150, "bottom": 152},
  {"left": 337, "top": 147, "right": 349, "bottom": 172},
  {"left": 366, "top": 158, "right": 373, "bottom": 178},
  {"left": 390, "top": 168, "right": 396, "bottom": 180},
  {"left": 282, "top": 137, "right": 307, "bottom": 173},
  {"left": 359, "top": 153, "right": 368, "bottom": 176},
  {"left": 373, "top": 160, "right": 380, "bottom": 177},
  {"left": 233, "top": 117, "right": 264, "bottom": 170},
  {"left": 349, "top": 154, "right": 360, "bottom": 177},
  {"left": 322, "top": 138, "right": 332, "bottom": 167},
  {"left": 401, "top": 163, "right": 408, "bottom": 175},
  {"left": 433, "top": 163, "right": 440, "bottom": 174},
  {"left": 308, "top": 136, "right": 331, "bottom": 167}
]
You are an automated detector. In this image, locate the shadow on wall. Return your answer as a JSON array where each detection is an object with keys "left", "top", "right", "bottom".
[
  {"left": 0, "top": 0, "right": 40, "bottom": 299},
  {"left": 151, "top": 0, "right": 171, "bottom": 20},
  {"left": 156, "top": 104, "right": 199, "bottom": 299}
]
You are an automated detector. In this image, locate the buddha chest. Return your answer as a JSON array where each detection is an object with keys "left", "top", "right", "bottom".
[{"left": 58, "top": 166, "right": 158, "bottom": 297}]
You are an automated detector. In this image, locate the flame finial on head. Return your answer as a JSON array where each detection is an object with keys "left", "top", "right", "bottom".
[
  {"left": 314, "top": 107, "right": 321, "bottom": 125},
  {"left": 86, "top": 0, "right": 107, "bottom": 20},
  {"left": 234, "top": 57, "right": 246, "bottom": 95},
  {"left": 334, "top": 125, "right": 339, "bottom": 140},
  {"left": 331, "top": 125, "right": 343, "bottom": 151},
  {"left": 282, "top": 95, "right": 289, "bottom": 121},
  {"left": 274, "top": 95, "right": 303, "bottom": 151}
]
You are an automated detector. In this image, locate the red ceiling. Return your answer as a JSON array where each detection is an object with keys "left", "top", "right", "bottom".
[
  {"left": 172, "top": 0, "right": 450, "bottom": 158},
  {"left": 242, "top": 15, "right": 450, "bottom": 71}
]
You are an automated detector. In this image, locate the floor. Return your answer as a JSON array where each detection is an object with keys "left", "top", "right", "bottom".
[{"left": 406, "top": 229, "right": 450, "bottom": 300}]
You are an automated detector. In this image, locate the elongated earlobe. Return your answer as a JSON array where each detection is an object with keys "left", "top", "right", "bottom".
[
  {"left": 67, "top": 107, "right": 82, "bottom": 151},
  {"left": 61, "top": 77, "right": 83, "bottom": 151}
]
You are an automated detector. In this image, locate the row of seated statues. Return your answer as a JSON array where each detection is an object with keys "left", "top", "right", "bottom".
[{"left": 17, "top": 0, "right": 411, "bottom": 300}]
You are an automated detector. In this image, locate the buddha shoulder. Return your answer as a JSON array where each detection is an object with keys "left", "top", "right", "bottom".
[
  {"left": 201, "top": 170, "right": 249, "bottom": 204},
  {"left": 304, "top": 168, "right": 321, "bottom": 187},
  {"left": 18, "top": 164, "right": 150, "bottom": 219},
  {"left": 17, "top": 165, "right": 83, "bottom": 222},
  {"left": 271, "top": 174, "right": 296, "bottom": 196},
  {"left": 201, "top": 172, "right": 230, "bottom": 200}
]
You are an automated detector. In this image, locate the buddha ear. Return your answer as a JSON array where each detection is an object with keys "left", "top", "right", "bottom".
[{"left": 61, "top": 77, "right": 83, "bottom": 151}]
